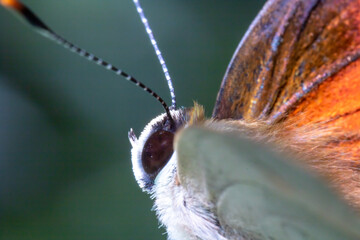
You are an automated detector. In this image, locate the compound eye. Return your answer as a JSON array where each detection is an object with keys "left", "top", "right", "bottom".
[{"left": 142, "top": 130, "right": 174, "bottom": 176}]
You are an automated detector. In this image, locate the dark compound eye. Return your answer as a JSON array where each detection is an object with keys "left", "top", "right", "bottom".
[{"left": 142, "top": 130, "right": 174, "bottom": 176}]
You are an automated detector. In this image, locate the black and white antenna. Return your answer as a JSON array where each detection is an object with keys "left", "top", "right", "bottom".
[
  {"left": 1, "top": 0, "right": 175, "bottom": 122},
  {"left": 132, "top": 0, "right": 176, "bottom": 109}
]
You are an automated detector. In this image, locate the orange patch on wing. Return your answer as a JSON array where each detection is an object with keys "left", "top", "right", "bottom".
[
  {"left": 0, "top": 0, "right": 23, "bottom": 10},
  {"left": 285, "top": 59, "right": 360, "bottom": 206},
  {"left": 288, "top": 59, "right": 360, "bottom": 132}
]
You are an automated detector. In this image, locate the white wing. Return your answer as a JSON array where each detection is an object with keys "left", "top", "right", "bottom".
[{"left": 175, "top": 126, "right": 360, "bottom": 240}]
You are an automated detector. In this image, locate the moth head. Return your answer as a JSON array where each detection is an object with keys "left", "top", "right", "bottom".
[
  {"left": 128, "top": 108, "right": 188, "bottom": 192},
  {"left": 129, "top": 103, "right": 205, "bottom": 193}
]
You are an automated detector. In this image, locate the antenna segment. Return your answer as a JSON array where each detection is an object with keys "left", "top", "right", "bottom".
[
  {"left": 1, "top": 0, "right": 174, "bottom": 122},
  {"left": 133, "top": 0, "right": 176, "bottom": 109}
]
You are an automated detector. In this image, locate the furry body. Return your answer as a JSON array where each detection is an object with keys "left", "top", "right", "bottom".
[{"left": 132, "top": 104, "right": 360, "bottom": 240}]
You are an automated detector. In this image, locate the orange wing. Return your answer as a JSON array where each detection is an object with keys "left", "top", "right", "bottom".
[
  {"left": 213, "top": 0, "right": 360, "bottom": 124},
  {"left": 212, "top": 0, "right": 360, "bottom": 207}
]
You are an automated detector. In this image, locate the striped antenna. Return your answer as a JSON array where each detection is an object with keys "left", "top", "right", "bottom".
[
  {"left": 133, "top": 0, "right": 176, "bottom": 109},
  {"left": 1, "top": 0, "right": 174, "bottom": 122}
]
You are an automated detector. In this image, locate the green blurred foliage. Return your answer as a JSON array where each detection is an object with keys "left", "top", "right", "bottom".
[{"left": 0, "top": 1, "right": 264, "bottom": 239}]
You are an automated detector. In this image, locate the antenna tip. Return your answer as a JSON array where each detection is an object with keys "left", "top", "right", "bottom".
[{"left": 1, "top": 0, "right": 23, "bottom": 10}]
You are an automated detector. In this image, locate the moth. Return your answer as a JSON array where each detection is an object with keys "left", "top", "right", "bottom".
[
  {"left": 130, "top": 0, "right": 360, "bottom": 239},
  {"left": 2, "top": 0, "right": 360, "bottom": 239}
]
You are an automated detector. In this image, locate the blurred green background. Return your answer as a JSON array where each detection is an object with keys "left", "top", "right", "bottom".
[{"left": 0, "top": 1, "right": 264, "bottom": 239}]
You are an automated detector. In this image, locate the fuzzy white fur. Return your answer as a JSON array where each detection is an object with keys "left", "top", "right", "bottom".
[
  {"left": 153, "top": 154, "right": 227, "bottom": 240},
  {"left": 130, "top": 110, "right": 228, "bottom": 240}
]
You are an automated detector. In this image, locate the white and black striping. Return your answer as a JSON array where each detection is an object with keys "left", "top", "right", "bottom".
[
  {"left": 51, "top": 33, "right": 173, "bottom": 120},
  {"left": 133, "top": 0, "right": 176, "bottom": 109},
  {"left": 11, "top": 1, "right": 174, "bottom": 123}
]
